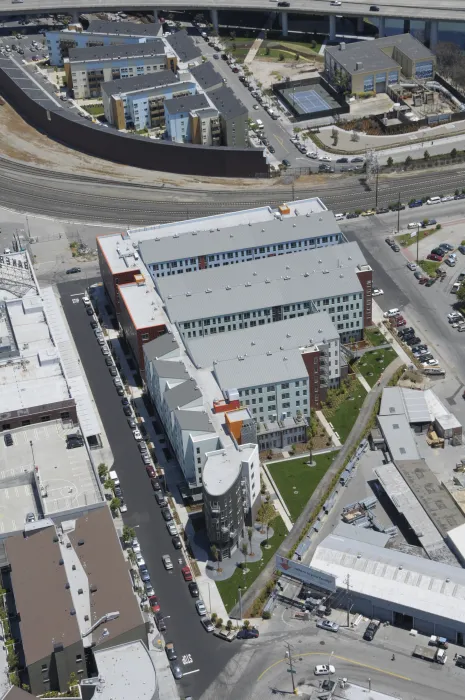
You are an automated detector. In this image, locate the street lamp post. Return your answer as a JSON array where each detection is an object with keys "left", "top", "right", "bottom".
[
  {"left": 238, "top": 587, "right": 243, "bottom": 620},
  {"left": 416, "top": 225, "right": 420, "bottom": 265}
]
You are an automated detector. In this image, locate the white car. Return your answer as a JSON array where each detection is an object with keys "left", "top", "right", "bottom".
[
  {"left": 132, "top": 538, "right": 141, "bottom": 553},
  {"left": 136, "top": 553, "right": 145, "bottom": 567},
  {"left": 166, "top": 521, "right": 178, "bottom": 536},
  {"left": 407, "top": 262, "right": 417, "bottom": 271},
  {"left": 441, "top": 195, "right": 454, "bottom": 202},
  {"left": 314, "top": 665, "right": 335, "bottom": 676},
  {"left": 120, "top": 503, "right": 127, "bottom": 513},
  {"left": 422, "top": 359, "right": 439, "bottom": 366},
  {"left": 82, "top": 295, "right": 91, "bottom": 306},
  {"left": 407, "top": 222, "right": 422, "bottom": 229},
  {"left": 144, "top": 581, "right": 155, "bottom": 597},
  {"left": 195, "top": 599, "right": 207, "bottom": 616},
  {"left": 319, "top": 155, "right": 332, "bottom": 162},
  {"left": 290, "top": 136, "right": 299, "bottom": 144},
  {"left": 372, "top": 288, "right": 384, "bottom": 296},
  {"left": 162, "top": 554, "right": 173, "bottom": 570},
  {"left": 133, "top": 429, "right": 142, "bottom": 441},
  {"left": 306, "top": 151, "right": 318, "bottom": 159},
  {"left": 384, "top": 308, "right": 400, "bottom": 318},
  {"left": 448, "top": 312, "right": 462, "bottom": 322},
  {"left": 330, "top": 0, "right": 342, "bottom": 4}
]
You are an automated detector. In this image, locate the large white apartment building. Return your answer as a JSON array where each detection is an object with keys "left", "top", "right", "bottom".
[
  {"left": 138, "top": 207, "right": 342, "bottom": 280},
  {"left": 157, "top": 241, "right": 372, "bottom": 344}
]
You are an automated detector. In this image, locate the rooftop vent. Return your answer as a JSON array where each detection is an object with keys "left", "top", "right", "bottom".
[
  {"left": 173, "top": 233, "right": 179, "bottom": 238},
  {"left": 238, "top": 355, "right": 245, "bottom": 360},
  {"left": 286, "top": 333, "right": 291, "bottom": 338},
  {"left": 59, "top": 559, "right": 64, "bottom": 566},
  {"left": 251, "top": 341, "right": 256, "bottom": 345},
  {"left": 77, "top": 539, "right": 85, "bottom": 546},
  {"left": 245, "top": 282, "right": 251, "bottom": 287},
  {"left": 65, "top": 583, "right": 70, "bottom": 589},
  {"left": 186, "top": 292, "right": 191, "bottom": 296},
  {"left": 225, "top": 285, "right": 231, "bottom": 290},
  {"left": 340, "top": 42, "right": 346, "bottom": 51},
  {"left": 266, "top": 351, "right": 272, "bottom": 356},
  {"left": 283, "top": 356, "right": 288, "bottom": 360},
  {"left": 253, "top": 271, "right": 257, "bottom": 276},
  {"left": 70, "top": 609, "right": 76, "bottom": 616},
  {"left": 78, "top": 588, "right": 83, "bottom": 595},
  {"left": 72, "top": 564, "right": 76, "bottom": 570},
  {"left": 283, "top": 275, "right": 290, "bottom": 280},
  {"left": 265, "top": 278, "right": 271, "bottom": 283},
  {"left": 155, "top": 237, "right": 160, "bottom": 241},
  {"left": 304, "top": 272, "right": 309, "bottom": 277}
]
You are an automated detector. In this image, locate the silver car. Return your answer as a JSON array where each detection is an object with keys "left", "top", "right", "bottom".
[{"left": 316, "top": 619, "right": 339, "bottom": 632}]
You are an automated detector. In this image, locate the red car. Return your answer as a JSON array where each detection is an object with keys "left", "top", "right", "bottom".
[
  {"left": 181, "top": 566, "right": 193, "bottom": 581},
  {"left": 427, "top": 253, "right": 442, "bottom": 261},
  {"left": 146, "top": 465, "right": 156, "bottom": 478},
  {"left": 395, "top": 318, "right": 406, "bottom": 326},
  {"left": 149, "top": 595, "right": 160, "bottom": 613}
]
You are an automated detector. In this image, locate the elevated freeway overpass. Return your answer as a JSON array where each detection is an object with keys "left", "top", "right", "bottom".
[{"left": 1, "top": 0, "right": 465, "bottom": 49}]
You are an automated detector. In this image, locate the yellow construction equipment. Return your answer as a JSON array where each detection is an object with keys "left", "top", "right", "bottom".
[{"left": 426, "top": 426, "right": 445, "bottom": 448}]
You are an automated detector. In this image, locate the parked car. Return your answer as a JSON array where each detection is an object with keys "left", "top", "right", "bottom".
[
  {"left": 407, "top": 262, "right": 417, "bottom": 271},
  {"left": 170, "top": 661, "right": 183, "bottom": 680},
  {"left": 427, "top": 253, "right": 442, "bottom": 261},
  {"left": 181, "top": 565, "right": 193, "bottom": 581},
  {"left": 237, "top": 626, "right": 260, "bottom": 639},
  {"left": 155, "top": 492, "right": 168, "bottom": 507},
  {"left": 201, "top": 617, "right": 215, "bottom": 633},
  {"left": 316, "top": 619, "right": 339, "bottom": 632},
  {"left": 314, "top": 665, "right": 335, "bottom": 676},
  {"left": 149, "top": 595, "right": 160, "bottom": 613},
  {"left": 66, "top": 267, "right": 81, "bottom": 274},
  {"left": 151, "top": 478, "right": 161, "bottom": 491},
  {"left": 188, "top": 581, "right": 199, "bottom": 598},
  {"left": 161, "top": 507, "right": 173, "bottom": 521},
  {"left": 165, "top": 642, "right": 177, "bottom": 661},
  {"left": 172, "top": 535, "right": 182, "bottom": 549},
  {"left": 363, "top": 619, "right": 380, "bottom": 641},
  {"left": 195, "top": 599, "right": 207, "bottom": 616},
  {"left": 162, "top": 554, "right": 173, "bottom": 570},
  {"left": 372, "top": 288, "right": 384, "bottom": 296}
]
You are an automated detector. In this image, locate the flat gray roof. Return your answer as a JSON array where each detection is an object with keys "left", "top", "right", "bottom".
[
  {"left": 187, "top": 311, "right": 338, "bottom": 368},
  {"left": 164, "top": 92, "right": 210, "bottom": 114},
  {"left": 332, "top": 521, "right": 390, "bottom": 547},
  {"left": 380, "top": 386, "right": 431, "bottom": 423},
  {"left": 152, "top": 358, "right": 188, "bottom": 380},
  {"left": 174, "top": 408, "right": 215, "bottom": 432},
  {"left": 377, "top": 414, "right": 420, "bottom": 462},
  {"left": 139, "top": 209, "right": 341, "bottom": 265},
  {"left": 208, "top": 85, "right": 247, "bottom": 119},
  {"left": 144, "top": 332, "right": 179, "bottom": 362},
  {"left": 191, "top": 61, "right": 223, "bottom": 91},
  {"left": 68, "top": 40, "right": 165, "bottom": 62},
  {"left": 162, "top": 242, "right": 366, "bottom": 323},
  {"left": 214, "top": 348, "right": 308, "bottom": 390},
  {"left": 326, "top": 33, "right": 434, "bottom": 75},
  {"left": 101, "top": 68, "right": 178, "bottom": 97},
  {"left": 396, "top": 459, "right": 465, "bottom": 538},
  {"left": 93, "top": 641, "right": 157, "bottom": 700},
  {"left": 87, "top": 20, "right": 162, "bottom": 37},
  {"left": 165, "top": 30, "right": 202, "bottom": 63},
  {"left": 164, "top": 380, "right": 201, "bottom": 410}
]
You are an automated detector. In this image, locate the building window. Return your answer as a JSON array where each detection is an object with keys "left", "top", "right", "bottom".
[{"left": 141, "top": 333, "right": 149, "bottom": 341}]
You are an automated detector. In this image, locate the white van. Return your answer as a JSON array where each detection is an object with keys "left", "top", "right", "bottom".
[
  {"left": 255, "top": 119, "right": 264, "bottom": 130},
  {"left": 408, "top": 222, "right": 421, "bottom": 229},
  {"left": 452, "top": 282, "right": 461, "bottom": 294},
  {"left": 427, "top": 196, "right": 441, "bottom": 205},
  {"left": 335, "top": 213, "right": 345, "bottom": 221},
  {"left": 109, "top": 470, "right": 120, "bottom": 486}
]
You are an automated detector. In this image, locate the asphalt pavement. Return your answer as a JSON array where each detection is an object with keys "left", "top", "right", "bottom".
[{"left": 57, "top": 277, "right": 237, "bottom": 700}]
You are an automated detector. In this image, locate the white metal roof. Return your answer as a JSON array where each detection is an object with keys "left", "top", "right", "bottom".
[
  {"left": 187, "top": 311, "right": 339, "bottom": 369},
  {"left": 118, "top": 279, "right": 166, "bottom": 329},
  {"left": 92, "top": 641, "right": 157, "bottom": 700},
  {"left": 312, "top": 531, "right": 465, "bottom": 626},
  {"left": 377, "top": 414, "right": 420, "bottom": 461},
  {"left": 214, "top": 348, "right": 308, "bottom": 391},
  {"left": 379, "top": 387, "right": 431, "bottom": 423}
]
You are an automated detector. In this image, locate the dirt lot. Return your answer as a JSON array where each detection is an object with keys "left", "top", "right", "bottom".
[{"left": 249, "top": 58, "right": 320, "bottom": 89}]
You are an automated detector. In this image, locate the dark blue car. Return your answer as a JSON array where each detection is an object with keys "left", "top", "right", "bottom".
[
  {"left": 409, "top": 200, "right": 423, "bottom": 208},
  {"left": 237, "top": 627, "right": 259, "bottom": 639}
]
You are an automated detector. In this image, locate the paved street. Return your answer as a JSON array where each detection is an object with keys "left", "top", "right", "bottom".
[{"left": 56, "top": 277, "right": 237, "bottom": 700}]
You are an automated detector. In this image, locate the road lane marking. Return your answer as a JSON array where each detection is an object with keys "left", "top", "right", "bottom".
[
  {"left": 182, "top": 653, "right": 193, "bottom": 665},
  {"left": 256, "top": 651, "right": 411, "bottom": 682},
  {"left": 183, "top": 669, "right": 200, "bottom": 676}
]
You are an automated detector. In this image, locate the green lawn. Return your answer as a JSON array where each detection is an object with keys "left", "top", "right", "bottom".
[
  {"left": 364, "top": 326, "right": 386, "bottom": 347},
  {"left": 268, "top": 452, "right": 337, "bottom": 522},
  {"left": 277, "top": 38, "right": 323, "bottom": 54},
  {"left": 418, "top": 259, "right": 441, "bottom": 276},
  {"left": 356, "top": 348, "right": 397, "bottom": 388},
  {"left": 323, "top": 379, "right": 367, "bottom": 443},
  {"left": 83, "top": 103, "right": 104, "bottom": 116},
  {"left": 256, "top": 48, "right": 313, "bottom": 62},
  {"left": 216, "top": 515, "right": 288, "bottom": 614},
  {"left": 395, "top": 227, "right": 435, "bottom": 248}
]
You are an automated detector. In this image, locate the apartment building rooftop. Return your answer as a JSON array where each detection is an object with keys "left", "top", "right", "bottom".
[
  {"left": 139, "top": 208, "right": 340, "bottom": 266},
  {"left": 160, "top": 241, "right": 367, "bottom": 323},
  {"left": 86, "top": 19, "right": 162, "bottom": 37},
  {"left": 97, "top": 233, "right": 141, "bottom": 275},
  {"left": 128, "top": 197, "right": 327, "bottom": 245},
  {"left": 187, "top": 311, "right": 339, "bottom": 368},
  {"left": 208, "top": 84, "right": 247, "bottom": 119},
  {"left": 118, "top": 276, "right": 166, "bottom": 329},
  {"left": 215, "top": 347, "right": 308, "bottom": 391},
  {"left": 101, "top": 68, "right": 178, "bottom": 97},
  {"left": 68, "top": 40, "right": 165, "bottom": 62},
  {"left": 190, "top": 61, "right": 223, "bottom": 91},
  {"left": 203, "top": 444, "right": 256, "bottom": 497},
  {"left": 165, "top": 30, "right": 202, "bottom": 64},
  {"left": 164, "top": 92, "right": 210, "bottom": 114}
]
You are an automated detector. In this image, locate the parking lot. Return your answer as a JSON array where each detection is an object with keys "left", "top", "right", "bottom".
[{"left": 57, "top": 277, "right": 236, "bottom": 699}]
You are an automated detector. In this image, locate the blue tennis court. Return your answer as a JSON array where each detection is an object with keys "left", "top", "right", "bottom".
[{"left": 289, "top": 89, "right": 331, "bottom": 114}]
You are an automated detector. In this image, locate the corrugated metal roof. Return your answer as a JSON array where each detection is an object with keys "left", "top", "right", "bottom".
[{"left": 377, "top": 414, "right": 420, "bottom": 462}]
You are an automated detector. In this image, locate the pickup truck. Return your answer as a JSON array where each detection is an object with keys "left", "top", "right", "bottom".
[
  {"left": 213, "top": 629, "right": 237, "bottom": 643},
  {"left": 413, "top": 645, "right": 447, "bottom": 664}
]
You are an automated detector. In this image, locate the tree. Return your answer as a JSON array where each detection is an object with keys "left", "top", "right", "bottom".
[
  {"left": 210, "top": 544, "right": 220, "bottom": 571},
  {"left": 104, "top": 477, "right": 113, "bottom": 491},
  {"left": 451, "top": 148, "right": 458, "bottom": 158},
  {"left": 240, "top": 542, "right": 248, "bottom": 571},
  {"left": 387, "top": 156, "right": 394, "bottom": 166},
  {"left": 243, "top": 619, "right": 250, "bottom": 628},
  {"left": 457, "top": 284, "right": 465, "bottom": 302},
  {"left": 423, "top": 149, "right": 431, "bottom": 160},
  {"left": 278, "top": 52, "right": 285, "bottom": 61},
  {"left": 405, "top": 155, "right": 413, "bottom": 166},
  {"left": 98, "top": 463, "right": 108, "bottom": 480},
  {"left": 265, "top": 45, "right": 270, "bottom": 56},
  {"left": 109, "top": 497, "right": 121, "bottom": 513},
  {"left": 123, "top": 525, "right": 136, "bottom": 542},
  {"left": 247, "top": 526, "right": 254, "bottom": 555},
  {"left": 258, "top": 501, "right": 276, "bottom": 541}
]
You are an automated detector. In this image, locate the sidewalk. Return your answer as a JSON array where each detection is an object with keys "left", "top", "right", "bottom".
[
  {"left": 316, "top": 410, "right": 342, "bottom": 447},
  {"left": 371, "top": 302, "right": 413, "bottom": 366},
  {"left": 355, "top": 372, "right": 372, "bottom": 393},
  {"left": 261, "top": 463, "right": 293, "bottom": 530}
]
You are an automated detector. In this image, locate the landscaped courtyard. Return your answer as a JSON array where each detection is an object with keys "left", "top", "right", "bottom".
[
  {"left": 323, "top": 377, "right": 367, "bottom": 443},
  {"left": 268, "top": 451, "right": 337, "bottom": 522},
  {"left": 356, "top": 347, "right": 397, "bottom": 387}
]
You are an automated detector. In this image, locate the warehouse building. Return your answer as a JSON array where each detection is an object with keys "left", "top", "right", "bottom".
[
  {"left": 187, "top": 311, "right": 342, "bottom": 410},
  {"left": 325, "top": 33, "right": 436, "bottom": 94},
  {"left": 311, "top": 526, "right": 465, "bottom": 644},
  {"left": 46, "top": 20, "right": 163, "bottom": 67},
  {"left": 65, "top": 41, "right": 172, "bottom": 99},
  {"left": 138, "top": 206, "right": 339, "bottom": 280},
  {"left": 158, "top": 241, "right": 372, "bottom": 344}
]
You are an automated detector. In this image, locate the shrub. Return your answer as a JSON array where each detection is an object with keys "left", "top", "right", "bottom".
[
  {"left": 243, "top": 619, "right": 250, "bottom": 628},
  {"left": 211, "top": 612, "right": 217, "bottom": 622},
  {"left": 262, "top": 610, "right": 272, "bottom": 619},
  {"left": 216, "top": 617, "right": 223, "bottom": 628}
]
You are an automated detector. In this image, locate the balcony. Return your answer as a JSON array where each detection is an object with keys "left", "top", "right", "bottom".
[{"left": 211, "top": 506, "right": 220, "bottom": 516}]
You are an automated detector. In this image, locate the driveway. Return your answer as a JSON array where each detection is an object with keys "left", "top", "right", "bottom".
[{"left": 57, "top": 277, "right": 237, "bottom": 699}]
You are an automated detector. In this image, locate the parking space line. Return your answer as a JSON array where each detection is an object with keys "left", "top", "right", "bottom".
[{"left": 183, "top": 669, "right": 200, "bottom": 676}]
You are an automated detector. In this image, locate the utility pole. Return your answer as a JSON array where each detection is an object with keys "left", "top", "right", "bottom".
[
  {"left": 345, "top": 574, "right": 351, "bottom": 627},
  {"left": 416, "top": 224, "right": 420, "bottom": 264},
  {"left": 238, "top": 587, "right": 243, "bottom": 620},
  {"left": 397, "top": 192, "right": 401, "bottom": 233},
  {"left": 284, "top": 642, "right": 296, "bottom": 694},
  {"left": 375, "top": 167, "right": 379, "bottom": 211}
]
